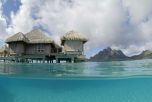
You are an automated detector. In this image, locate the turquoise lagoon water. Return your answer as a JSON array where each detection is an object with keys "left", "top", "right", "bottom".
[{"left": 1, "top": 59, "right": 152, "bottom": 102}]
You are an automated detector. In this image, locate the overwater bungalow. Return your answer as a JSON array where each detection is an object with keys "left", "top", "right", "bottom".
[
  {"left": 59, "top": 30, "right": 88, "bottom": 62},
  {"left": 1, "top": 29, "right": 88, "bottom": 63}
]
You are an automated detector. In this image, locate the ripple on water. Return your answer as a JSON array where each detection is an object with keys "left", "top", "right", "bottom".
[{"left": 0, "top": 59, "right": 152, "bottom": 79}]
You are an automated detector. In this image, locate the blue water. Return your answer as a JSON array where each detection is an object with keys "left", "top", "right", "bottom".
[{"left": 1, "top": 59, "right": 152, "bottom": 102}]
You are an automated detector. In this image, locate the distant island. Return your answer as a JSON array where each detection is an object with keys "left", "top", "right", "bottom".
[{"left": 89, "top": 47, "right": 152, "bottom": 62}]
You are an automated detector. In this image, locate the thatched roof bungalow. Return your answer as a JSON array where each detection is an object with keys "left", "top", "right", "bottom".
[
  {"left": 61, "top": 30, "right": 88, "bottom": 55},
  {"left": 6, "top": 29, "right": 62, "bottom": 56}
]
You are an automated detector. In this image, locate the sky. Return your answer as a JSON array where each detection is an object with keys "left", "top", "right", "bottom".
[{"left": 1, "top": 0, "right": 152, "bottom": 57}]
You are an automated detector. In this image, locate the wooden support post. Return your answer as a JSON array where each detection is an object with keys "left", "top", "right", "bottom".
[
  {"left": 66, "top": 59, "right": 69, "bottom": 63},
  {"left": 56, "top": 58, "right": 57, "bottom": 63},
  {"left": 72, "top": 57, "right": 74, "bottom": 63},
  {"left": 43, "top": 58, "right": 45, "bottom": 63},
  {"left": 56, "top": 58, "right": 60, "bottom": 63}
]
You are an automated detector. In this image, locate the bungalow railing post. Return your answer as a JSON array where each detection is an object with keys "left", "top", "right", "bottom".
[
  {"left": 43, "top": 57, "right": 45, "bottom": 63},
  {"left": 72, "top": 57, "right": 74, "bottom": 63},
  {"left": 47, "top": 59, "right": 49, "bottom": 63},
  {"left": 56, "top": 58, "right": 60, "bottom": 63}
]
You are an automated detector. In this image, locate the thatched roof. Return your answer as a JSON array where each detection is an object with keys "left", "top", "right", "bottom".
[
  {"left": 6, "top": 29, "right": 54, "bottom": 44},
  {"left": 25, "top": 29, "right": 53, "bottom": 44},
  {"left": 61, "top": 30, "right": 88, "bottom": 45},
  {"left": 6, "top": 32, "right": 29, "bottom": 43}
]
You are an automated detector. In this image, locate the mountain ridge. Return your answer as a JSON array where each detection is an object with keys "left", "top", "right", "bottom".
[{"left": 89, "top": 47, "right": 152, "bottom": 62}]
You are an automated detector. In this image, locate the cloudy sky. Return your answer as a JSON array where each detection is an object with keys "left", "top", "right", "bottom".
[{"left": 1, "top": 0, "right": 152, "bottom": 57}]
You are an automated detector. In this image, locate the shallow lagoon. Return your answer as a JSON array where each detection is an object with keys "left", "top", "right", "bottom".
[{"left": 1, "top": 59, "right": 152, "bottom": 102}]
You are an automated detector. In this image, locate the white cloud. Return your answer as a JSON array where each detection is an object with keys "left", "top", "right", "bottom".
[
  {"left": 0, "top": 0, "right": 9, "bottom": 40},
  {"left": 122, "top": 0, "right": 152, "bottom": 24},
  {"left": 5, "top": 0, "right": 152, "bottom": 57},
  {"left": 8, "top": 0, "right": 36, "bottom": 34}
]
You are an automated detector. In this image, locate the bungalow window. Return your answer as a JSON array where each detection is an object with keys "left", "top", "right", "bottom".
[{"left": 37, "top": 44, "right": 44, "bottom": 53}]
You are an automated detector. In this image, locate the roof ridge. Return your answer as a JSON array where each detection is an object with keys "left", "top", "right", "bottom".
[
  {"left": 25, "top": 29, "right": 53, "bottom": 44},
  {"left": 6, "top": 32, "right": 29, "bottom": 43},
  {"left": 61, "top": 30, "right": 88, "bottom": 45}
]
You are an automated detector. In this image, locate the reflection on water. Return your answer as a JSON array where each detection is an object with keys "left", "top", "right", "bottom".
[{"left": 1, "top": 59, "right": 152, "bottom": 78}]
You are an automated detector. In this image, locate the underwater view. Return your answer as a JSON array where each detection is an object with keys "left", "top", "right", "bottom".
[{"left": 1, "top": 59, "right": 152, "bottom": 102}]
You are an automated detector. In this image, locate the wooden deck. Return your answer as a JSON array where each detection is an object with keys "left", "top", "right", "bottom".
[{"left": 0, "top": 53, "right": 86, "bottom": 63}]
